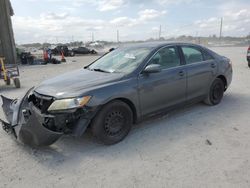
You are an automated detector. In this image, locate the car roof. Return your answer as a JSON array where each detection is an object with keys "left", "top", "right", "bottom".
[
  {"left": 120, "top": 41, "right": 204, "bottom": 49},
  {"left": 117, "top": 42, "right": 222, "bottom": 59}
]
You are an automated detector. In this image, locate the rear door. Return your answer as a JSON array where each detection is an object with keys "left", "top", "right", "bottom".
[
  {"left": 180, "top": 45, "right": 217, "bottom": 100},
  {"left": 138, "top": 46, "right": 187, "bottom": 116}
]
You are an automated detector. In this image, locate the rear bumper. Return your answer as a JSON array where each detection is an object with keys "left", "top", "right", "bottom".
[{"left": 0, "top": 88, "right": 96, "bottom": 147}]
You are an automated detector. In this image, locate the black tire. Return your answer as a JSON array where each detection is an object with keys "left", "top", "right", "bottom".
[
  {"left": 14, "top": 78, "right": 21, "bottom": 88},
  {"left": 204, "top": 78, "right": 224, "bottom": 106},
  {"left": 70, "top": 51, "right": 75, "bottom": 57},
  {"left": 5, "top": 77, "right": 10, "bottom": 85},
  {"left": 91, "top": 100, "right": 133, "bottom": 145},
  {"left": 248, "top": 61, "right": 250, "bottom": 68},
  {"left": 91, "top": 50, "right": 97, "bottom": 54}
]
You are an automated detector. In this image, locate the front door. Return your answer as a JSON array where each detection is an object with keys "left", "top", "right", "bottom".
[{"left": 138, "top": 46, "right": 186, "bottom": 116}]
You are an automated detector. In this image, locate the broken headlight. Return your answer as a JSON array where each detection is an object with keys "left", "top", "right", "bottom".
[{"left": 48, "top": 96, "right": 91, "bottom": 112}]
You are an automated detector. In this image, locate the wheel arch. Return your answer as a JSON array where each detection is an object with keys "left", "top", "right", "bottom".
[
  {"left": 217, "top": 75, "right": 227, "bottom": 91},
  {"left": 100, "top": 98, "right": 138, "bottom": 124},
  {"left": 115, "top": 98, "right": 137, "bottom": 123}
]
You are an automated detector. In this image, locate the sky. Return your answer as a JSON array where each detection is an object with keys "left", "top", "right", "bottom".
[{"left": 10, "top": 0, "right": 250, "bottom": 44}]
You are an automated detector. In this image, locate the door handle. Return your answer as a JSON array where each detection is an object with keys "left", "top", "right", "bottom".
[
  {"left": 179, "top": 71, "right": 185, "bottom": 77},
  {"left": 211, "top": 63, "right": 216, "bottom": 68}
]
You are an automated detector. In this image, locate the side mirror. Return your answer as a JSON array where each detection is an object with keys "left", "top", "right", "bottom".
[{"left": 143, "top": 64, "right": 161, "bottom": 74}]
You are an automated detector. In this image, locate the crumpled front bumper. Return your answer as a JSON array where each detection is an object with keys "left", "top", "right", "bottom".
[{"left": 0, "top": 88, "right": 63, "bottom": 146}]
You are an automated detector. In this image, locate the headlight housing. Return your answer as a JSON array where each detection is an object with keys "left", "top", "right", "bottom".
[{"left": 48, "top": 96, "right": 91, "bottom": 112}]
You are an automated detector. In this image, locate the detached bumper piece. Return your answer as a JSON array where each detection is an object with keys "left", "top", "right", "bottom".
[
  {"left": 0, "top": 96, "right": 14, "bottom": 132},
  {"left": 0, "top": 89, "right": 63, "bottom": 147}
]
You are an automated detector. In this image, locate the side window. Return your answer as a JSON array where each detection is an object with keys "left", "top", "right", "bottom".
[
  {"left": 182, "top": 47, "right": 203, "bottom": 64},
  {"left": 149, "top": 47, "right": 180, "bottom": 69},
  {"left": 203, "top": 51, "right": 214, "bottom": 61}
]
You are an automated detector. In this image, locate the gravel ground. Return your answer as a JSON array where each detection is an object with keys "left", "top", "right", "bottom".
[{"left": 0, "top": 47, "right": 249, "bottom": 188}]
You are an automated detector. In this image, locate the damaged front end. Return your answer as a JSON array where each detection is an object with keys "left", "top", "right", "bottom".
[{"left": 0, "top": 88, "right": 93, "bottom": 147}]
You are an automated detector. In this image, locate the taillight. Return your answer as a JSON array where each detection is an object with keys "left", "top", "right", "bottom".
[{"left": 248, "top": 47, "right": 250, "bottom": 52}]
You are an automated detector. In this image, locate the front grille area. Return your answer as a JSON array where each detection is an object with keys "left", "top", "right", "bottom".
[{"left": 29, "top": 92, "right": 54, "bottom": 113}]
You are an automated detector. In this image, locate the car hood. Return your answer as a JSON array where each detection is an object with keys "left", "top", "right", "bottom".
[{"left": 35, "top": 69, "right": 124, "bottom": 98}]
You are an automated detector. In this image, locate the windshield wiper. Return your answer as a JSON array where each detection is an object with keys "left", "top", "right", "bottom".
[{"left": 92, "top": 68, "right": 110, "bottom": 73}]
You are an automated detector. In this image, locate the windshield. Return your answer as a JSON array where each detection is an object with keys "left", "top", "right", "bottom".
[{"left": 87, "top": 47, "right": 152, "bottom": 73}]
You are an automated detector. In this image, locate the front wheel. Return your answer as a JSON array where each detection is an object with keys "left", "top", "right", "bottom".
[
  {"left": 204, "top": 78, "right": 224, "bottom": 106},
  {"left": 91, "top": 101, "right": 133, "bottom": 145},
  {"left": 248, "top": 61, "right": 250, "bottom": 68}
]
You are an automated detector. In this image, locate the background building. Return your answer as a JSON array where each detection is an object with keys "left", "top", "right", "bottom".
[{"left": 0, "top": 0, "right": 16, "bottom": 64}]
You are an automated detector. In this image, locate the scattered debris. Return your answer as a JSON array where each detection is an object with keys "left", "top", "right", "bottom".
[
  {"left": 51, "top": 45, "right": 75, "bottom": 57},
  {"left": 206, "top": 139, "right": 212, "bottom": 146},
  {"left": 61, "top": 52, "right": 66, "bottom": 62},
  {"left": 233, "top": 127, "right": 239, "bottom": 131}
]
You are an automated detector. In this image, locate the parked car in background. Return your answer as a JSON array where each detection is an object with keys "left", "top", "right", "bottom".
[
  {"left": 20, "top": 52, "right": 34, "bottom": 65},
  {"left": 72, "top": 47, "right": 97, "bottom": 55},
  {"left": 51, "top": 45, "right": 75, "bottom": 57},
  {"left": 247, "top": 46, "right": 250, "bottom": 68},
  {"left": 0, "top": 42, "right": 233, "bottom": 147}
]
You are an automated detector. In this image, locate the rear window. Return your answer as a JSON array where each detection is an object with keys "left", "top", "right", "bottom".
[
  {"left": 182, "top": 47, "right": 203, "bottom": 64},
  {"left": 203, "top": 51, "right": 214, "bottom": 61}
]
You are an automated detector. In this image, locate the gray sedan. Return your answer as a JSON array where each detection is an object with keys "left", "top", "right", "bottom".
[{"left": 0, "top": 42, "right": 233, "bottom": 146}]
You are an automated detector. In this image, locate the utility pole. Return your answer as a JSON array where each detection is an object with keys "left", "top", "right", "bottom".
[
  {"left": 219, "top": 17, "right": 223, "bottom": 39},
  {"left": 195, "top": 31, "right": 199, "bottom": 44},
  {"left": 92, "top": 32, "right": 94, "bottom": 42},
  {"left": 159, "top": 25, "right": 162, "bottom": 40},
  {"left": 117, "top": 30, "right": 119, "bottom": 43}
]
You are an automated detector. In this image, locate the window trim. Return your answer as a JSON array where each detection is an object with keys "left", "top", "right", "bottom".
[
  {"left": 180, "top": 45, "right": 216, "bottom": 65},
  {"left": 140, "top": 45, "right": 182, "bottom": 74}
]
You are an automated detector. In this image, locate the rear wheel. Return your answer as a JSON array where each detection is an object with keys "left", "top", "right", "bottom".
[
  {"left": 14, "top": 78, "right": 21, "bottom": 88},
  {"left": 91, "top": 50, "right": 97, "bottom": 54},
  {"left": 91, "top": 100, "right": 133, "bottom": 145},
  {"left": 5, "top": 77, "right": 10, "bottom": 85},
  {"left": 204, "top": 78, "right": 224, "bottom": 106},
  {"left": 248, "top": 61, "right": 250, "bottom": 68}
]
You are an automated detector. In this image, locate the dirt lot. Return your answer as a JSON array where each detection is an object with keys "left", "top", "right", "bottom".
[{"left": 0, "top": 47, "right": 249, "bottom": 188}]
